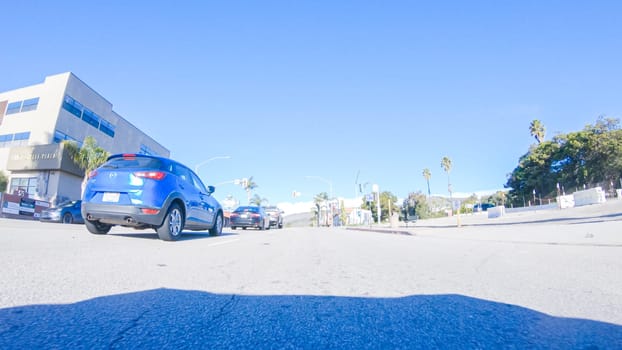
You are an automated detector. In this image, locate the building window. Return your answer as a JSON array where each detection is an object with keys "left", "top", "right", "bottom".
[
  {"left": 53, "top": 130, "right": 81, "bottom": 147},
  {"left": 62, "top": 95, "right": 82, "bottom": 118},
  {"left": 62, "top": 95, "right": 115, "bottom": 137},
  {"left": 12, "top": 132, "right": 30, "bottom": 146},
  {"left": 13, "top": 132, "right": 30, "bottom": 140},
  {"left": 4, "top": 97, "right": 40, "bottom": 115},
  {"left": 82, "top": 109, "right": 100, "bottom": 128},
  {"left": 9, "top": 177, "right": 38, "bottom": 198},
  {"left": 0, "top": 134, "right": 12, "bottom": 148},
  {"left": 139, "top": 144, "right": 157, "bottom": 156},
  {"left": 99, "top": 119, "right": 116, "bottom": 137},
  {"left": 6, "top": 101, "right": 22, "bottom": 115},
  {"left": 0, "top": 132, "right": 30, "bottom": 147},
  {"left": 21, "top": 97, "right": 39, "bottom": 112}
]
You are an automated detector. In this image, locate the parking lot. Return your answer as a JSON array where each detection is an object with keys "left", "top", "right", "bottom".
[{"left": 1, "top": 201, "right": 621, "bottom": 348}]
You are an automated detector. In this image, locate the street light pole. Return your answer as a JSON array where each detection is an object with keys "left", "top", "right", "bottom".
[
  {"left": 305, "top": 175, "right": 333, "bottom": 199},
  {"left": 372, "top": 184, "right": 381, "bottom": 224},
  {"left": 194, "top": 155, "right": 231, "bottom": 174}
]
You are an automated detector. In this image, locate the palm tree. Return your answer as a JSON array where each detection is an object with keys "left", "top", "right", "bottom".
[
  {"left": 243, "top": 176, "right": 258, "bottom": 204},
  {"left": 0, "top": 170, "right": 8, "bottom": 193},
  {"left": 249, "top": 194, "right": 268, "bottom": 206},
  {"left": 529, "top": 119, "right": 546, "bottom": 144},
  {"left": 422, "top": 168, "right": 431, "bottom": 197},
  {"left": 63, "top": 136, "right": 109, "bottom": 194},
  {"left": 441, "top": 156, "right": 452, "bottom": 198}
]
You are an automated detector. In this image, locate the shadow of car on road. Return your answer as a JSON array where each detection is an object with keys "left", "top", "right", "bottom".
[
  {"left": 1, "top": 289, "right": 620, "bottom": 348},
  {"left": 105, "top": 231, "right": 238, "bottom": 241}
]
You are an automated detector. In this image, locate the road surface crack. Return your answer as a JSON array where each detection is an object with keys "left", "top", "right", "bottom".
[
  {"left": 109, "top": 310, "right": 149, "bottom": 349},
  {"left": 211, "top": 294, "right": 237, "bottom": 322}
]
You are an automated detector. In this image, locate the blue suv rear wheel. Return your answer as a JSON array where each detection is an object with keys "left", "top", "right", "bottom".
[
  {"left": 85, "top": 220, "right": 112, "bottom": 235},
  {"left": 156, "top": 203, "right": 184, "bottom": 241}
]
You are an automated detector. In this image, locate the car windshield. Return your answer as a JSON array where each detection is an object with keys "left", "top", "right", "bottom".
[{"left": 58, "top": 200, "right": 78, "bottom": 208}]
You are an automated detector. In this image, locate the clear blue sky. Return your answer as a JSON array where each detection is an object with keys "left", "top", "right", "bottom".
[{"left": 2, "top": 1, "right": 621, "bottom": 205}]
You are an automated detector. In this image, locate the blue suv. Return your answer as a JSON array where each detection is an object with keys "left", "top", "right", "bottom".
[{"left": 81, "top": 154, "right": 223, "bottom": 241}]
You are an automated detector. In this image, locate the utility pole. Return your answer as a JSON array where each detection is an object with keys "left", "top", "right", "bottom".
[{"left": 373, "top": 184, "right": 380, "bottom": 224}]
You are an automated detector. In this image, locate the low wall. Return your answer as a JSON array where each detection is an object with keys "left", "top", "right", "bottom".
[
  {"left": 505, "top": 203, "right": 558, "bottom": 214},
  {"left": 573, "top": 187, "right": 606, "bottom": 207},
  {"left": 557, "top": 195, "right": 575, "bottom": 209},
  {"left": 487, "top": 206, "right": 506, "bottom": 218}
]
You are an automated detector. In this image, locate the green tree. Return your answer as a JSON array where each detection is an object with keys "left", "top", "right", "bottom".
[
  {"left": 529, "top": 119, "right": 546, "bottom": 144},
  {"left": 422, "top": 168, "right": 431, "bottom": 197},
  {"left": 441, "top": 156, "right": 452, "bottom": 199},
  {"left": 582, "top": 117, "right": 622, "bottom": 189},
  {"left": 339, "top": 199, "right": 347, "bottom": 226},
  {"left": 0, "top": 170, "right": 8, "bottom": 192},
  {"left": 461, "top": 193, "right": 480, "bottom": 213},
  {"left": 506, "top": 117, "right": 622, "bottom": 207},
  {"left": 63, "top": 136, "right": 109, "bottom": 183},
  {"left": 361, "top": 191, "right": 397, "bottom": 222},
  {"left": 505, "top": 140, "right": 560, "bottom": 206},
  {"left": 484, "top": 191, "right": 508, "bottom": 207},
  {"left": 403, "top": 191, "right": 432, "bottom": 219}
]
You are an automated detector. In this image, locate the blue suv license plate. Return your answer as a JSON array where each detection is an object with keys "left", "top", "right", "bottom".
[{"left": 102, "top": 192, "right": 120, "bottom": 202}]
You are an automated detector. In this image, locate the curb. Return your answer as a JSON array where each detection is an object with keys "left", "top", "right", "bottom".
[{"left": 346, "top": 227, "right": 414, "bottom": 236}]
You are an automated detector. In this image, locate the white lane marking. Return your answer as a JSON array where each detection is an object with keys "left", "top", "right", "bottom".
[{"left": 208, "top": 238, "right": 239, "bottom": 247}]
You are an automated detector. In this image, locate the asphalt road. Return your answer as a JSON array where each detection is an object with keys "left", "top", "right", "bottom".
[{"left": 1, "top": 201, "right": 622, "bottom": 349}]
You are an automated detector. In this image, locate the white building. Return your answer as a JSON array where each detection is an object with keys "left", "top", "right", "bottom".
[{"left": 0, "top": 72, "right": 169, "bottom": 204}]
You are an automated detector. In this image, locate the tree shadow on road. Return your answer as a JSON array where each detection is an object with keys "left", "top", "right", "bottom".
[{"left": 1, "top": 289, "right": 620, "bottom": 349}]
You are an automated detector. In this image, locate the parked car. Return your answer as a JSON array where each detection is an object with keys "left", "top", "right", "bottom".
[
  {"left": 264, "top": 206, "right": 283, "bottom": 229},
  {"left": 473, "top": 203, "right": 495, "bottom": 212},
  {"left": 229, "top": 206, "right": 270, "bottom": 230},
  {"left": 40, "top": 200, "right": 84, "bottom": 224},
  {"left": 81, "top": 153, "right": 223, "bottom": 241}
]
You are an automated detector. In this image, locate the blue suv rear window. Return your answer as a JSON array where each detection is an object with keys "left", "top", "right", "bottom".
[{"left": 103, "top": 157, "right": 164, "bottom": 169}]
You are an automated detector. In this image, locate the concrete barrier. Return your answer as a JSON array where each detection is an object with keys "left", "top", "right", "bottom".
[
  {"left": 557, "top": 195, "right": 575, "bottom": 209},
  {"left": 505, "top": 203, "right": 558, "bottom": 214},
  {"left": 573, "top": 187, "right": 606, "bottom": 206},
  {"left": 487, "top": 206, "right": 505, "bottom": 219}
]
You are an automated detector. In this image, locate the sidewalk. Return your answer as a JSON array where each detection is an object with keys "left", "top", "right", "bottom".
[{"left": 347, "top": 199, "right": 622, "bottom": 246}]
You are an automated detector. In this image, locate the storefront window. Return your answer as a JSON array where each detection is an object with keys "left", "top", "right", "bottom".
[{"left": 9, "top": 177, "right": 38, "bottom": 198}]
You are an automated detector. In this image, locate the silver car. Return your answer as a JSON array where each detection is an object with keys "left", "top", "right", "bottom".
[{"left": 264, "top": 206, "right": 283, "bottom": 229}]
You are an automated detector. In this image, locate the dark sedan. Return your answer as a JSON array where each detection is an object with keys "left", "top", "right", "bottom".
[
  {"left": 229, "top": 206, "right": 270, "bottom": 230},
  {"left": 40, "top": 200, "right": 84, "bottom": 224}
]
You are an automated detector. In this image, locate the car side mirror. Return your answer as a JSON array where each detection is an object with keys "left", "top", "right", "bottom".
[{"left": 207, "top": 185, "right": 215, "bottom": 194}]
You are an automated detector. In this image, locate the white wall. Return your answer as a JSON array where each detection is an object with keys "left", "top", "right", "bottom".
[
  {"left": 0, "top": 80, "right": 58, "bottom": 146},
  {"left": 55, "top": 172, "right": 83, "bottom": 202},
  {"left": 573, "top": 187, "right": 607, "bottom": 206}
]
